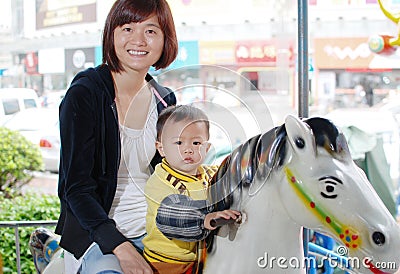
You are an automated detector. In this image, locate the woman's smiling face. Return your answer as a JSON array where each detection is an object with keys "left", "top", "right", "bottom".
[{"left": 113, "top": 14, "right": 164, "bottom": 73}]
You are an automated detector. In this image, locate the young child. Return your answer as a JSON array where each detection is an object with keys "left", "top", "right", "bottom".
[{"left": 143, "top": 105, "right": 240, "bottom": 274}]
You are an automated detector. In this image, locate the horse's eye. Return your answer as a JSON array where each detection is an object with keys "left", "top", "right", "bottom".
[
  {"left": 326, "top": 185, "right": 334, "bottom": 193},
  {"left": 321, "top": 183, "right": 337, "bottom": 199},
  {"left": 318, "top": 176, "right": 342, "bottom": 199},
  {"left": 295, "top": 137, "right": 305, "bottom": 148}
]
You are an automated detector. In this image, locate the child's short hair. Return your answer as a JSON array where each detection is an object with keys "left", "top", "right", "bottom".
[{"left": 157, "top": 105, "right": 210, "bottom": 141}]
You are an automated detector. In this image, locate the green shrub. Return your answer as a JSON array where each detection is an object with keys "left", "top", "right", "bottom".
[
  {"left": 0, "top": 127, "right": 44, "bottom": 197},
  {"left": 0, "top": 193, "right": 60, "bottom": 273}
]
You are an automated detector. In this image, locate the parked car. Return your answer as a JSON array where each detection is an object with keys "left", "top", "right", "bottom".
[
  {"left": 0, "top": 88, "right": 41, "bottom": 124},
  {"left": 2, "top": 108, "right": 60, "bottom": 173}
]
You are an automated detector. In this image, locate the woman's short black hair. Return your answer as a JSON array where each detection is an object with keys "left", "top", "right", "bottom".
[{"left": 102, "top": 0, "right": 178, "bottom": 72}]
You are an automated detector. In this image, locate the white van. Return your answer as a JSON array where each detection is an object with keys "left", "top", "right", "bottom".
[{"left": 0, "top": 88, "right": 41, "bottom": 124}]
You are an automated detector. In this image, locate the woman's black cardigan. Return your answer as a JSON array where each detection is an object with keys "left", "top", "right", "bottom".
[{"left": 55, "top": 64, "right": 176, "bottom": 259}]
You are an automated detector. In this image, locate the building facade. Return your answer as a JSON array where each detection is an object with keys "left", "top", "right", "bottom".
[{"left": 0, "top": 0, "right": 398, "bottom": 109}]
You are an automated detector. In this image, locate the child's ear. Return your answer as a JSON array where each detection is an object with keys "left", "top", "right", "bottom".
[{"left": 156, "top": 141, "right": 165, "bottom": 157}]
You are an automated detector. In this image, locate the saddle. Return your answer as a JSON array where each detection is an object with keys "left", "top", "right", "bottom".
[{"left": 29, "top": 227, "right": 64, "bottom": 274}]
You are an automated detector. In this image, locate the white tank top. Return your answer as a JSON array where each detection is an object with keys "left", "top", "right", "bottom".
[{"left": 109, "top": 95, "right": 157, "bottom": 238}]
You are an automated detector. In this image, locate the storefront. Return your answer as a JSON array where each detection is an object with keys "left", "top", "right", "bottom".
[
  {"left": 235, "top": 39, "right": 295, "bottom": 95},
  {"left": 313, "top": 37, "right": 400, "bottom": 109},
  {"left": 65, "top": 47, "right": 96, "bottom": 81}
]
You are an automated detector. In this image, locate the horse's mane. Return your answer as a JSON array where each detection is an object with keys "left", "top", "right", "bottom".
[{"left": 208, "top": 117, "right": 340, "bottom": 211}]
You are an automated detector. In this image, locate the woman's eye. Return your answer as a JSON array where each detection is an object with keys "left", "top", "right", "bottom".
[{"left": 146, "top": 29, "right": 156, "bottom": 34}]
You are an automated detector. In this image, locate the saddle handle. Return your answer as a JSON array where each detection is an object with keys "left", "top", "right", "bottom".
[{"left": 210, "top": 216, "right": 241, "bottom": 228}]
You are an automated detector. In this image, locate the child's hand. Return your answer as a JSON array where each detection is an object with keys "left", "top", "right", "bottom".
[{"left": 204, "top": 210, "right": 241, "bottom": 230}]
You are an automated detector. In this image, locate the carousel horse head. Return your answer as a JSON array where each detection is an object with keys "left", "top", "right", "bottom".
[{"left": 205, "top": 114, "right": 400, "bottom": 273}]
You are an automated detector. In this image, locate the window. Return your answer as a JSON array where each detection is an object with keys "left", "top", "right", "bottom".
[
  {"left": 24, "top": 98, "right": 37, "bottom": 109},
  {"left": 2, "top": 99, "right": 20, "bottom": 115}
]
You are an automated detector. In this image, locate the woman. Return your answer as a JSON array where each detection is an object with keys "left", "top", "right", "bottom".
[{"left": 55, "top": 0, "right": 178, "bottom": 273}]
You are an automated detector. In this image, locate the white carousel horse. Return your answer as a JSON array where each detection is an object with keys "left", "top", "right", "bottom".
[
  {"left": 30, "top": 115, "right": 400, "bottom": 274},
  {"left": 201, "top": 114, "right": 400, "bottom": 273}
]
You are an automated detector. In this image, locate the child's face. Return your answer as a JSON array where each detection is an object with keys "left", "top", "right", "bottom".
[{"left": 157, "top": 119, "right": 211, "bottom": 175}]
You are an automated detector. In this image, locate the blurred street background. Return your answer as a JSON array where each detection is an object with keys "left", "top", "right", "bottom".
[{"left": 1, "top": 3, "right": 400, "bottom": 274}]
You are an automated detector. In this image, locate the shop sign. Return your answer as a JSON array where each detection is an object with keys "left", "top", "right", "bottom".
[
  {"left": 95, "top": 46, "right": 102, "bottom": 66},
  {"left": 36, "top": 0, "right": 96, "bottom": 30},
  {"left": 315, "top": 37, "right": 400, "bottom": 69},
  {"left": 167, "top": 41, "right": 199, "bottom": 70},
  {"left": 24, "top": 52, "right": 39, "bottom": 75},
  {"left": 310, "top": 0, "right": 378, "bottom": 5},
  {"left": 314, "top": 38, "right": 373, "bottom": 69},
  {"left": 199, "top": 41, "right": 235, "bottom": 64},
  {"left": 65, "top": 48, "right": 95, "bottom": 71},
  {"left": 38, "top": 48, "right": 65, "bottom": 74},
  {"left": 235, "top": 41, "right": 277, "bottom": 63}
]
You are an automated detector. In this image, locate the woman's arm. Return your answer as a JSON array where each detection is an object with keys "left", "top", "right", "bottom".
[{"left": 60, "top": 84, "right": 126, "bottom": 252}]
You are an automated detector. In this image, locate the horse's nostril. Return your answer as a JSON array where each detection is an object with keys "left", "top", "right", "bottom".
[{"left": 372, "top": 231, "right": 385, "bottom": 246}]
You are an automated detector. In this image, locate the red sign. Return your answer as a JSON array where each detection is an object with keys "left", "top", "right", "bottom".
[
  {"left": 24, "top": 52, "right": 39, "bottom": 75},
  {"left": 236, "top": 41, "right": 276, "bottom": 63},
  {"left": 235, "top": 41, "right": 294, "bottom": 65}
]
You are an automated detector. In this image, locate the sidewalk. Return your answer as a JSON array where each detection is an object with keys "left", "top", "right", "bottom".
[{"left": 22, "top": 172, "right": 58, "bottom": 196}]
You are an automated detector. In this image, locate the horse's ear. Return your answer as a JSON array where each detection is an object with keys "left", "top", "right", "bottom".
[
  {"left": 336, "top": 132, "right": 353, "bottom": 162},
  {"left": 284, "top": 115, "right": 316, "bottom": 158}
]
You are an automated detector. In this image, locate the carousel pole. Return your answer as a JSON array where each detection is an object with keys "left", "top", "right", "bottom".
[
  {"left": 297, "top": 0, "right": 310, "bottom": 268},
  {"left": 298, "top": 0, "right": 309, "bottom": 119}
]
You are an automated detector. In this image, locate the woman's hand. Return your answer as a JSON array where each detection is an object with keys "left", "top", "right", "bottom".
[
  {"left": 204, "top": 210, "right": 241, "bottom": 230},
  {"left": 113, "top": 241, "right": 153, "bottom": 274}
]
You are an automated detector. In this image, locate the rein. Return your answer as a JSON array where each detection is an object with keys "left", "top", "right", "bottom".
[{"left": 284, "top": 166, "right": 361, "bottom": 250}]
